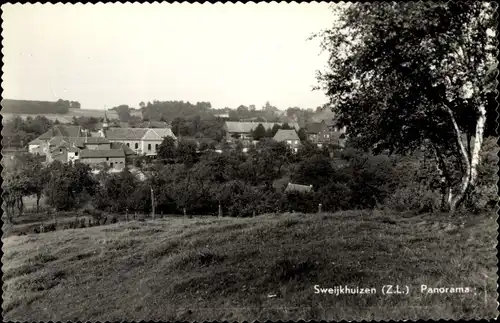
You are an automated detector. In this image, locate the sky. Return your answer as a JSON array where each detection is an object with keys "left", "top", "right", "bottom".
[{"left": 2, "top": 3, "right": 336, "bottom": 111}]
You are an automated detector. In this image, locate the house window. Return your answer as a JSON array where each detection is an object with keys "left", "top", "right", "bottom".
[
  {"left": 75, "top": 152, "right": 78, "bottom": 156},
  {"left": 155, "top": 144, "right": 158, "bottom": 150},
  {"left": 326, "top": 134, "right": 330, "bottom": 139},
  {"left": 294, "top": 140, "right": 298, "bottom": 145},
  {"left": 127, "top": 143, "right": 130, "bottom": 147},
  {"left": 106, "top": 157, "right": 109, "bottom": 161},
  {"left": 148, "top": 144, "right": 152, "bottom": 151},
  {"left": 135, "top": 143, "right": 138, "bottom": 149}
]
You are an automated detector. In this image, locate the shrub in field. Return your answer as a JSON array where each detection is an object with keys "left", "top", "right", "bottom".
[
  {"left": 383, "top": 186, "right": 440, "bottom": 213},
  {"left": 281, "top": 191, "right": 319, "bottom": 214},
  {"left": 316, "top": 182, "right": 353, "bottom": 212}
]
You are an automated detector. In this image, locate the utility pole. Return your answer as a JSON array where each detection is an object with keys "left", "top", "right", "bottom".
[{"left": 151, "top": 187, "right": 155, "bottom": 220}]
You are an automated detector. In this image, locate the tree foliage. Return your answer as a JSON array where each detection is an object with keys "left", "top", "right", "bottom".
[
  {"left": 313, "top": 1, "right": 497, "bottom": 213},
  {"left": 2, "top": 116, "right": 54, "bottom": 148}
]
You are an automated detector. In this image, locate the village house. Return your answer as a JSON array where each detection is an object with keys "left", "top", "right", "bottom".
[
  {"left": 28, "top": 125, "right": 84, "bottom": 156},
  {"left": 99, "top": 127, "right": 176, "bottom": 156},
  {"left": 224, "top": 121, "right": 300, "bottom": 143},
  {"left": 305, "top": 120, "right": 347, "bottom": 148},
  {"left": 273, "top": 129, "right": 301, "bottom": 153},
  {"left": 79, "top": 149, "right": 126, "bottom": 170}
]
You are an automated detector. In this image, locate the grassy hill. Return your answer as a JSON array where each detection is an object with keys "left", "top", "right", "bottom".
[
  {"left": 1, "top": 98, "right": 142, "bottom": 122},
  {"left": 2, "top": 210, "right": 497, "bottom": 321},
  {"left": 2, "top": 108, "right": 123, "bottom": 123}
]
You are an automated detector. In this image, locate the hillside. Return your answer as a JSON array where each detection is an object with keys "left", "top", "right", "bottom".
[
  {"left": 1, "top": 98, "right": 144, "bottom": 122},
  {"left": 2, "top": 211, "right": 498, "bottom": 321},
  {"left": 1, "top": 108, "right": 126, "bottom": 123}
]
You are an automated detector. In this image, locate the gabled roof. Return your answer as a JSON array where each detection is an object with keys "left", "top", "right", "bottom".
[
  {"left": 285, "top": 182, "right": 313, "bottom": 193},
  {"left": 104, "top": 128, "right": 149, "bottom": 140},
  {"left": 28, "top": 138, "right": 44, "bottom": 145},
  {"left": 74, "top": 137, "right": 110, "bottom": 146},
  {"left": 306, "top": 121, "right": 326, "bottom": 134},
  {"left": 104, "top": 127, "right": 176, "bottom": 141},
  {"left": 273, "top": 129, "right": 300, "bottom": 142},
  {"left": 110, "top": 142, "right": 137, "bottom": 156},
  {"left": 48, "top": 136, "right": 80, "bottom": 147},
  {"left": 80, "top": 149, "right": 125, "bottom": 159},
  {"left": 38, "top": 125, "right": 82, "bottom": 140},
  {"left": 149, "top": 128, "right": 177, "bottom": 139},
  {"left": 225, "top": 121, "right": 300, "bottom": 133}
]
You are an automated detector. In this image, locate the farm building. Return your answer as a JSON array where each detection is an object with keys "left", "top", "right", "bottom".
[
  {"left": 305, "top": 120, "right": 347, "bottom": 148},
  {"left": 79, "top": 149, "right": 126, "bottom": 170},
  {"left": 285, "top": 183, "right": 313, "bottom": 193}
]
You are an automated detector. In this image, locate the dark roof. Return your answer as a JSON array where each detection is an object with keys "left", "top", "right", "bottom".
[
  {"left": 306, "top": 121, "right": 326, "bottom": 134},
  {"left": 80, "top": 149, "right": 125, "bottom": 159},
  {"left": 273, "top": 129, "right": 300, "bottom": 142},
  {"left": 104, "top": 128, "right": 149, "bottom": 140},
  {"left": 74, "top": 137, "right": 110, "bottom": 146},
  {"left": 110, "top": 142, "right": 137, "bottom": 156},
  {"left": 38, "top": 125, "right": 82, "bottom": 140},
  {"left": 285, "top": 183, "right": 313, "bottom": 193},
  {"left": 47, "top": 136, "right": 80, "bottom": 147}
]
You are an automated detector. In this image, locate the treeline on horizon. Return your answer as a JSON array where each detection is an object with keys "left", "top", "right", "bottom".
[
  {"left": 2, "top": 99, "right": 81, "bottom": 114},
  {"left": 3, "top": 98, "right": 323, "bottom": 127}
]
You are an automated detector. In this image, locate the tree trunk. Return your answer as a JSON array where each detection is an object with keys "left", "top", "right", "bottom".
[
  {"left": 36, "top": 192, "right": 41, "bottom": 213},
  {"left": 431, "top": 143, "right": 450, "bottom": 211},
  {"left": 16, "top": 196, "right": 24, "bottom": 216},
  {"left": 446, "top": 104, "right": 486, "bottom": 214}
]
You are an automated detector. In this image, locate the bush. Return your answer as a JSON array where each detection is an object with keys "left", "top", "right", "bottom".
[
  {"left": 317, "top": 182, "right": 353, "bottom": 212},
  {"left": 383, "top": 186, "right": 440, "bottom": 213},
  {"left": 281, "top": 191, "right": 319, "bottom": 214}
]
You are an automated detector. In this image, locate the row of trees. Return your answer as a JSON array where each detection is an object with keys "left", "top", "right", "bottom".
[
  {"left": 3, "top": 134, "right": 495, "bottom": 221},
  {"left": 170, "top": 116, "right": 226, "bottom": 142},
  {"left": 2, "top": 99, "right": 80, "bottom": 114},
  {"left": 251, "top": 123, "right": 307, "bottom": 141}
]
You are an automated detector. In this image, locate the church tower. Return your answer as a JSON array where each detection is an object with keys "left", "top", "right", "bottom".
[{"left": 99, "top": 106, "right": 109, "bottom": 138}]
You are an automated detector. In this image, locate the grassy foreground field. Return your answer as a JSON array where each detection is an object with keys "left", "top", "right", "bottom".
[{"left": 2, "top": 210, "right": 498, "bottom": 321}]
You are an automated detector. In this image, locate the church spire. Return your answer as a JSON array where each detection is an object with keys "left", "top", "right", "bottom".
[{"left": 103, "top": 105, "right": 109, "bottom": 130}]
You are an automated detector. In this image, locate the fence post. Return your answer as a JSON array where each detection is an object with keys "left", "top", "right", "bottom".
[
  {"left": 218, "top": 203, "right": 222, "bottom": 217},
  {"left": 125, "top": 208, "right": 128, "bottom": 222},
  {"left": 318, "top": 203, "right": 323, "bottom": 213}
]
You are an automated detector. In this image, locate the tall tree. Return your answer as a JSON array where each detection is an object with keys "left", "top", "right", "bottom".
[
  {"left": 157, "top": 136, "right": 177, "bottom": 162},
  {"left": 252, "top": 123, "right": 267, "bottom": 140},
  {"left": 313, "top": 1, "right": 497, "bottom": 213}
]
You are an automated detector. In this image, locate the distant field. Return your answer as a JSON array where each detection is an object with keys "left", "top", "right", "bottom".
[
  {"left": 2, "top": 210, "right": 497, "bottom": 321},
  {"left": 1, "top": 108, "right": 142, "bottom": 123}
]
